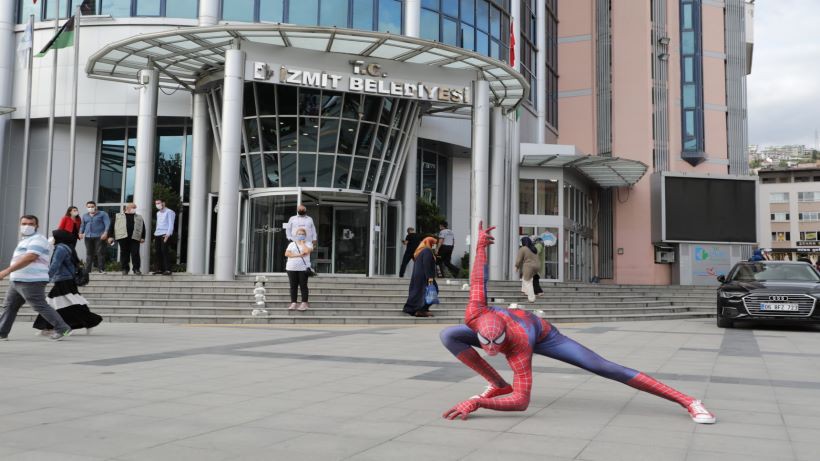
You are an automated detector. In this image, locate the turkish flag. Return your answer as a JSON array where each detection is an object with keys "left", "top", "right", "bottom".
[{"left": 509, "top": 21, "right": 516, "bottom": 68}]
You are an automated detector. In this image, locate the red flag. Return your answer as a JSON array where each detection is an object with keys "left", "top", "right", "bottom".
[
  {"left": 33, "top": 0, "right": 38, "bottom": 4},
  {"left": 509, "top": 20, "right": 516, "bottom": 67}
]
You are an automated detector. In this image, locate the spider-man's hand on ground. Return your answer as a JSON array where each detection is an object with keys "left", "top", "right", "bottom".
[
  {"left": 476, "top": 221, "right": 496, "bottom": 248},
  {"left": 442, "top": 398, "right": 480, "bottom": 420}
]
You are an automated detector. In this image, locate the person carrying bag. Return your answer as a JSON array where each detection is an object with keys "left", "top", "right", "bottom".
[{"left": 284, "top": 227, "right": 313, "bottom": 311}]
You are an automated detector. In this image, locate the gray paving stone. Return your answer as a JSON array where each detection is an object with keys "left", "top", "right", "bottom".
[{"left": 577, "top": 440, "right": 687, "bottom": 461}]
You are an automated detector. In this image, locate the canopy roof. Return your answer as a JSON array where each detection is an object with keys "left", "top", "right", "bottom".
[
  {"left": 521, "top": 154, "right": 648, "bottom": 188},
  {"left": 86, "top": 24, "right": 529, "bottom": 109}
]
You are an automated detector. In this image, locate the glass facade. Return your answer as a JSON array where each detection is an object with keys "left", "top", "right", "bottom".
[
  {"left": 544, "top": 0, "right": 558, "bottom": 127},
  {"left": 679, "top": 0, "right": 705, "bottom": 160},
  {"left": 236, "top": 82, "right": 417, "bottom": 196},
  {"left": 421, "top": 0, "right": 510, "bottom": 62},
  {"left": 19, "top": 0, "right": 197, "bottom": 22},
  {"left": 220, "top": 0, "right": 402, "bottom": 32},
  {"left": 97, "top": 122, "right": 193, "bottom": 264},
  {"left": 416, "top": 145, "right": 449, "bottom": 209}
]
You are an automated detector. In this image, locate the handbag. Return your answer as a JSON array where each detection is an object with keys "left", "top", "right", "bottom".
[
  {"left": 424, "top": 282, "right": 440, "bottom": 305},
  {"left": 295, "top": 243, "right": 317, "bottom": 278},
  {"left": 74, "top": 263, "right": 90, "bottom": 287}
]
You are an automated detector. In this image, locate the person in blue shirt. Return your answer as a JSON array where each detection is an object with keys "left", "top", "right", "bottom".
[
  {"left": 79, "top": 201, "right": 110, "bottom": 273},
  {"left": 153, "top": 199, "right": 176, "bottom": 275}
]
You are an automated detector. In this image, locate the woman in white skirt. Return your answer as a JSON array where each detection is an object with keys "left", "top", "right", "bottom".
[{"left": 33, "top": 230, "right": 102, "bottom": 335}]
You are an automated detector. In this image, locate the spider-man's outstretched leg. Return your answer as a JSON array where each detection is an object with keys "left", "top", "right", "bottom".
[
  {"left": 534, "top": 327, "right": 715, "bottom": 423},
  {"left": 441, "top": 325, "right": 513, "bottom": 398}
]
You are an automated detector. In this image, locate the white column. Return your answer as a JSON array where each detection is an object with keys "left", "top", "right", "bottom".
[
  {"left": 404, "top": 0, "right": 420, "bottom": 38},
  {"left": 471, "top": 80, "right": 490, "bottom": 268},
  {"left": 402, "top": 137, "right": 417, "bottom": 233},
  {"left": 536, "top": 0, "right": 547, "bottom": 143},
  {"left": 509, "top": 119, "right": 521, "bottom": 278},
  {"left": 199, "top": 0, "right": 220, "bottom": 26},
  {"left": 214, "top": 48, "right": 245, "bottom": 281},
  {"left": 134, "top": 68, "right": 159, "bottom": 274},
  {"left": 489, "top": 107, "right": 506, "bottom": 280},
  {"left": 187, "top": 92, "right": 210, "bottom": 274},
  {"left": 0, "top": 2, "right": 14, "bottom": 208}
]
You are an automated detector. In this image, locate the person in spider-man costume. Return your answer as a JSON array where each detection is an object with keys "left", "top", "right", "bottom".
[{"left": 440, "top": 222, "right": 716, "bottom": 424}]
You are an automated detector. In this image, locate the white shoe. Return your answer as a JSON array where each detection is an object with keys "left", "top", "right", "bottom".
[
  {"left": 687, "top": 400, "right": 716, "bottom": 424},
  {"left": 297, "top": 302, "right": 309, "bottom": 311},
  {"left": 288, "top": 303, "right": 298, "bottom": 310}
]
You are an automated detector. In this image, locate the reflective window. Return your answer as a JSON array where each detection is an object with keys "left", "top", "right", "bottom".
[
  {"left": 136, "top": 0, "right": 160, "bottom": 16},
  {"left": 18, "top": 0, "right": 39, "bottom": 22},
  {"left": 421, "top": 10, "right": 440, "bottom": 41},
  {"left": 421, "top": 0, "right": 510, "bottom": 61},
  {"left": 100, "top": 0, "right": 131, "bottom": 17},
  {"left": 679, "top": 0, "right": 704, "bottom": 155},
  {"left": 99, "top": 130, "right": 125, "bottom": 204},
  {"left": 319, "top": 0, "right": 346, "bottom": 27},
  {"left": 353, "top": 0, "right": 374, "bottom": 30},
  {"left": 260, "top": 0, "right": 285, "bottom": 22},
  {"left": 378, "top": 0, "right": 402, "bottom": 33},
  {"left": 289, "top": 0, "right": 319, "bottom": 25},
  {"left": 299, "top": 154, "right": 317, "bottom": 186},
  {"left": 165, "top": 0, "right": 197, "bottom": 19},
  {"left": 26, "top": 0, "right": 198, "bottom": 20},
  {"left": 222, "top": 0, "right": 255, "bottom": 22},
  {"left": 519, "top": 179, "right": 535, "bottom": 215}
]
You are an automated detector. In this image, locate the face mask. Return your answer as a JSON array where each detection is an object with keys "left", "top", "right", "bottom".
[
  {"left": 87, "top": 207, "right": 95, "bottom": 213},
  {"left": 155, "top": 204, "right": 163, "bottom": 210},
  {"left": 20, "top": 225, "right": 35, "bottom": 236},
  {"left": 70, "top": 211, "right": 79, "bottom": 217},
  {"left": 295, "top": 235, "right": 307, "bottom": 241},
  {"left": 297, "top": 210, "right": 306, "bottom": 216},
  {"left": 127, "top": 209, "right": 136, "bottom": 214}
]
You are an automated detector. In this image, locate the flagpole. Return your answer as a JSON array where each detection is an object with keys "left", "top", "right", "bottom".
[
  {"left": 44, "top": 2, "right": 61, "bottom": 233},
  {"left": 19, "top": 14, "right": 34, "bottom": 217},
  {"left": 68, "top": 6, "right": 80, "bottom": 206}
]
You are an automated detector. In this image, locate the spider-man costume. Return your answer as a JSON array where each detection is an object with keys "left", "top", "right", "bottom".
[{"left": 440, "top": 222, "right": 716, "bottom": 424}]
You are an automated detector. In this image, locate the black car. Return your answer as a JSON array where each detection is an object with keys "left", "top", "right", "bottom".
[{"left": 716, "top": 261, "right": 820, "bottom": 328}]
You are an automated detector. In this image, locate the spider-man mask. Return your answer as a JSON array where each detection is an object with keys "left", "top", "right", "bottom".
[{"left": 475, "top": 313, "right": 507, "bottom": 356}]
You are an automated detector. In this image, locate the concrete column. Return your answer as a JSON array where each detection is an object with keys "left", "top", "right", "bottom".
[
  {"left": 134, "top": 68, "right": 160, "bottom": 274},
  {"left": 489, "top": 107, "right": 506, "bottom": 280},
  {"left": 214, "top": 48, "right": 246, "bottom": 281},
  {"left": 509, "top": 117, "right": 521, "bottom": 278},
  {"left": 470, "top": 80, "right": 490, "bottom": 268},
  {"left": 402, "top": 137, "right": 417, "bottom": 233},
  {"left": 187, "top": 92, "right": 210, "bottom": 274},
  {"left": 0, "top": 1, "right": 14, "bottom": 206},
  {"left": 199, "top": 0, "right": 220, "bottom": 26},
  {"left": 536, "top": 0, "right": 547, "bottom": 143},
  {"left": 404, "top": 0, "right": 420, "bottom": 38}
]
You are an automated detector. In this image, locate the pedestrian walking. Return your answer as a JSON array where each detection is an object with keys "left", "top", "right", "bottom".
[
  {"left": 107, "top": 203, "right": 145, "bottom": 275},
  {"left": 533, "top": 237, "right": 546, "bottom": 296},
  {"left": 515, "top": 237, "right": 541, "bottom": 303},
  {"left": 57, "top": 206, "right": 81, "bottom": 244},
  {"left": 403, "top": 236, "right": 439, "bottom": 318},
  {"left": 399, "top": 227, "right": 422, "bottom": 277},
  {"left": 436, "top": 222, "right": 461, "bottom": 278},
  {"left": 152, "top": 199, "right": 175, "bottom": 275},
  {"left": 79, "top": 201, "right": 110, "bottom": 273},
  {"left": 286, "top": 204, "right": 318, "bottom": 247},
  {"left": 285, "top": 227, "right": 313, "bottom": 311},
  {"left": 33, "top": 229, "right": 102, "bottom": 336},
  {"left": 0, "top": 215, "right": 72, "bottom": 341}
]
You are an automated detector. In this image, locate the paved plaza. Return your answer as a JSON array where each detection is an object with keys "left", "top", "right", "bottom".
[{"left": 1, "top": 318, "right": 819, "bottom": 460}]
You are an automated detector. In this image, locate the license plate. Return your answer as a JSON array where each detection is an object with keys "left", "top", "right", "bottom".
[{"left": 759, "top": 303, "right": 799, "bottom": 311}]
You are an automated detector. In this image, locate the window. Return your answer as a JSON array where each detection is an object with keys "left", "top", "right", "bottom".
[
  {"left": 421, "top": 0, "right": 510, "bottom": 61},
  {"left": 519, "top": 0, "right": 536, "bottom": 106},
  {"left": 520, "top": 179, "right": 559, "bottom": 216},
  {"left": 770, "top": 213, "right": 790, "bottom": 221},
  {"left": 772, "top": 232, "right": 791, "bottom": 242},
  {"left": 218, "top": 0, "right": 394, "bottom": 31},
  {"left": 800, "top": 232, "right": 818, "bottom": 241},
  {"left": 679, "top": 0, "right": 705, "bottom": 163},
  {"left": 519, "top": 179, "right": 535, "bottom": 214},
  {"left": 545, "top": 0, "right": 558, "bottom": 128},
  {"left": 22, "top": 0, "right": 198, "bottom": 20},
  {"left": 800, "top": 212, "right": 820, "bottom": 222},
  {"left": 769, "top": 192, "right": 789, "bottom": 203},
  {"left": 798, "top": 192, "right": 820, "bottom": 202}
]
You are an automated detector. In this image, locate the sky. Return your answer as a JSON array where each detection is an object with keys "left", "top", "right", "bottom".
[{"left": 747, "top": 0, "right": 820, "bottom": 149}]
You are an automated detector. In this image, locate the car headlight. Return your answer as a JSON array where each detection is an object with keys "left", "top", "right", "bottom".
[{"left": 719, "top": 291, "right": 746, "bottom": 299}]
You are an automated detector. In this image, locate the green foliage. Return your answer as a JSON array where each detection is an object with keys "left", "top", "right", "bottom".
[
  {"left": 458, "top": 251, "right": 470, "bottom": 278},
  {"left": 416, "top": 196, "right": 446, "bottom": 236},
  {"left": 152, "top": 183, "right": 181, "bottom": 212}
]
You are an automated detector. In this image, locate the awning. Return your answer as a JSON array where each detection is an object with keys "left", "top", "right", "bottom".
[
  {"left": 0, "top": 106, "right": 15, "bottom": 116},
  {"left": 521, "top": 154, "right": 648, "bottom": 188},
  {"left": 85, "top": 24, "right": 529, "bottom": 110}
]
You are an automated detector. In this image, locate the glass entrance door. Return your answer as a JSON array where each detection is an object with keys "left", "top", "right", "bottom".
[
  {"left": 334, "top": 207, "right": 368, "bottom": 274},
  {"left": 247, "top": 194, "right": 298, "bottom": 273}
]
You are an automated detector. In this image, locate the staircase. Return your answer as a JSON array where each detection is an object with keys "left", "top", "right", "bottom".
[{"left": 0, "top": 274, "right": 717, "bottom": 325}]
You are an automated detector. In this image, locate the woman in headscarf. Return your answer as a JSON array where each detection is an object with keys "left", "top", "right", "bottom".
[
  {"left": 403, "top": 236, "right": 439, "bottom": 318},
  {"left": 515, "top": 236, "right": 541, "bottom": 303},
  {"left": 33, "top": 230, "right": 103, "bottom": 335}
]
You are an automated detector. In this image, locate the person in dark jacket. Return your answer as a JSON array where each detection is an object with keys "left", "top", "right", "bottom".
[
  {"left": 399, "top": 227, "right": 423, "bottom": 277},
  {"left": 33, "top": 230, "right": 102, "bottom": 335},
  {"left": 403, "top": 236, "right": 439, "bottom": 318}
]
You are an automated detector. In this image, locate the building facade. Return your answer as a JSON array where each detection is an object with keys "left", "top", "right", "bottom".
[
  {"left": 758, "top": 167, "right": 820, "bottom": 261},
  {"left": 0, "top": 0, "right": 753, "bottom": 284}
]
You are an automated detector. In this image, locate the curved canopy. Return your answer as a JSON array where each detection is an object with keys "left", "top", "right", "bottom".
[
  {"left": 86, "top": 24, "right": 529, "bottom": 109},
  {"left": 521, "top": 154, "right": 649, "bottom": 188}
]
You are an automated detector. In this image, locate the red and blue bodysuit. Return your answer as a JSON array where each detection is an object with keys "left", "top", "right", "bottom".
[{"left": 440, "top": 223, "right": 716, "bottom": 424}]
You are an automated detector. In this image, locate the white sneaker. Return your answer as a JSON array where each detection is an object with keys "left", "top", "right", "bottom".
[
  {"left": 687, "top": 400, "right": 716, "bottom": 424},
  {"left": 297, "top": 302, "right": 309, "bottom": 311},
  {"left": 288, "top": 303, "right": 298, "bottom": 310}
]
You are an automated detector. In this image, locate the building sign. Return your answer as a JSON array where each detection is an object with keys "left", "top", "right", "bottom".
[
  {"left": 691, "top": 245, "right": 732, "bottom": 285},
  {"left": 273, "top": 60, "right": 471, "bottom": 104},
  {"left": 798, "top": 240, "right": 820, "bottom": 247}
]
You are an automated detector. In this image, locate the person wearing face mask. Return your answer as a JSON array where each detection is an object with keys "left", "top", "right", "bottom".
[
  {"left": 285, "top": 204, "right": 318, "bottom": 248},
  {"left": 0, "top": 215, "right": 72, "bottom": 341},
  {"left": 79, "top": 201, "right": 111, "bottom": 273},
  {"left": 107, "top": 203, "right": 146, "bottom": 275},
  {"left": 57, "top": 206, "right": 82, "bottom": 244},
  {"left": 284, "top": 227, "right": 313, "bottom": 311},
  {"left": 153, "top": 199, "right": 176, "bottom": 275}
]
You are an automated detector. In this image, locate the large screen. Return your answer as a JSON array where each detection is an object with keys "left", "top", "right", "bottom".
[{"left": 664, "top": 176, "right": 757, "bottom": 243}]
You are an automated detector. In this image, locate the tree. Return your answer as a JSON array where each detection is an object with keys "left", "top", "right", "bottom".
[{"left": 416, "top": 196, "right": 446, "bottom": 236}]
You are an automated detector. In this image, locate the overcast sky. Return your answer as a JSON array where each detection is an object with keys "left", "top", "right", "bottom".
[{"left": 747, "top": 0, "right": 820, "bottom": 148}]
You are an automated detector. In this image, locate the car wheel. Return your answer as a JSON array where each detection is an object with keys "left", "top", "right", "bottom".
[{"left": 716, "top": 316, "right": 734, "bottom": 328}]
